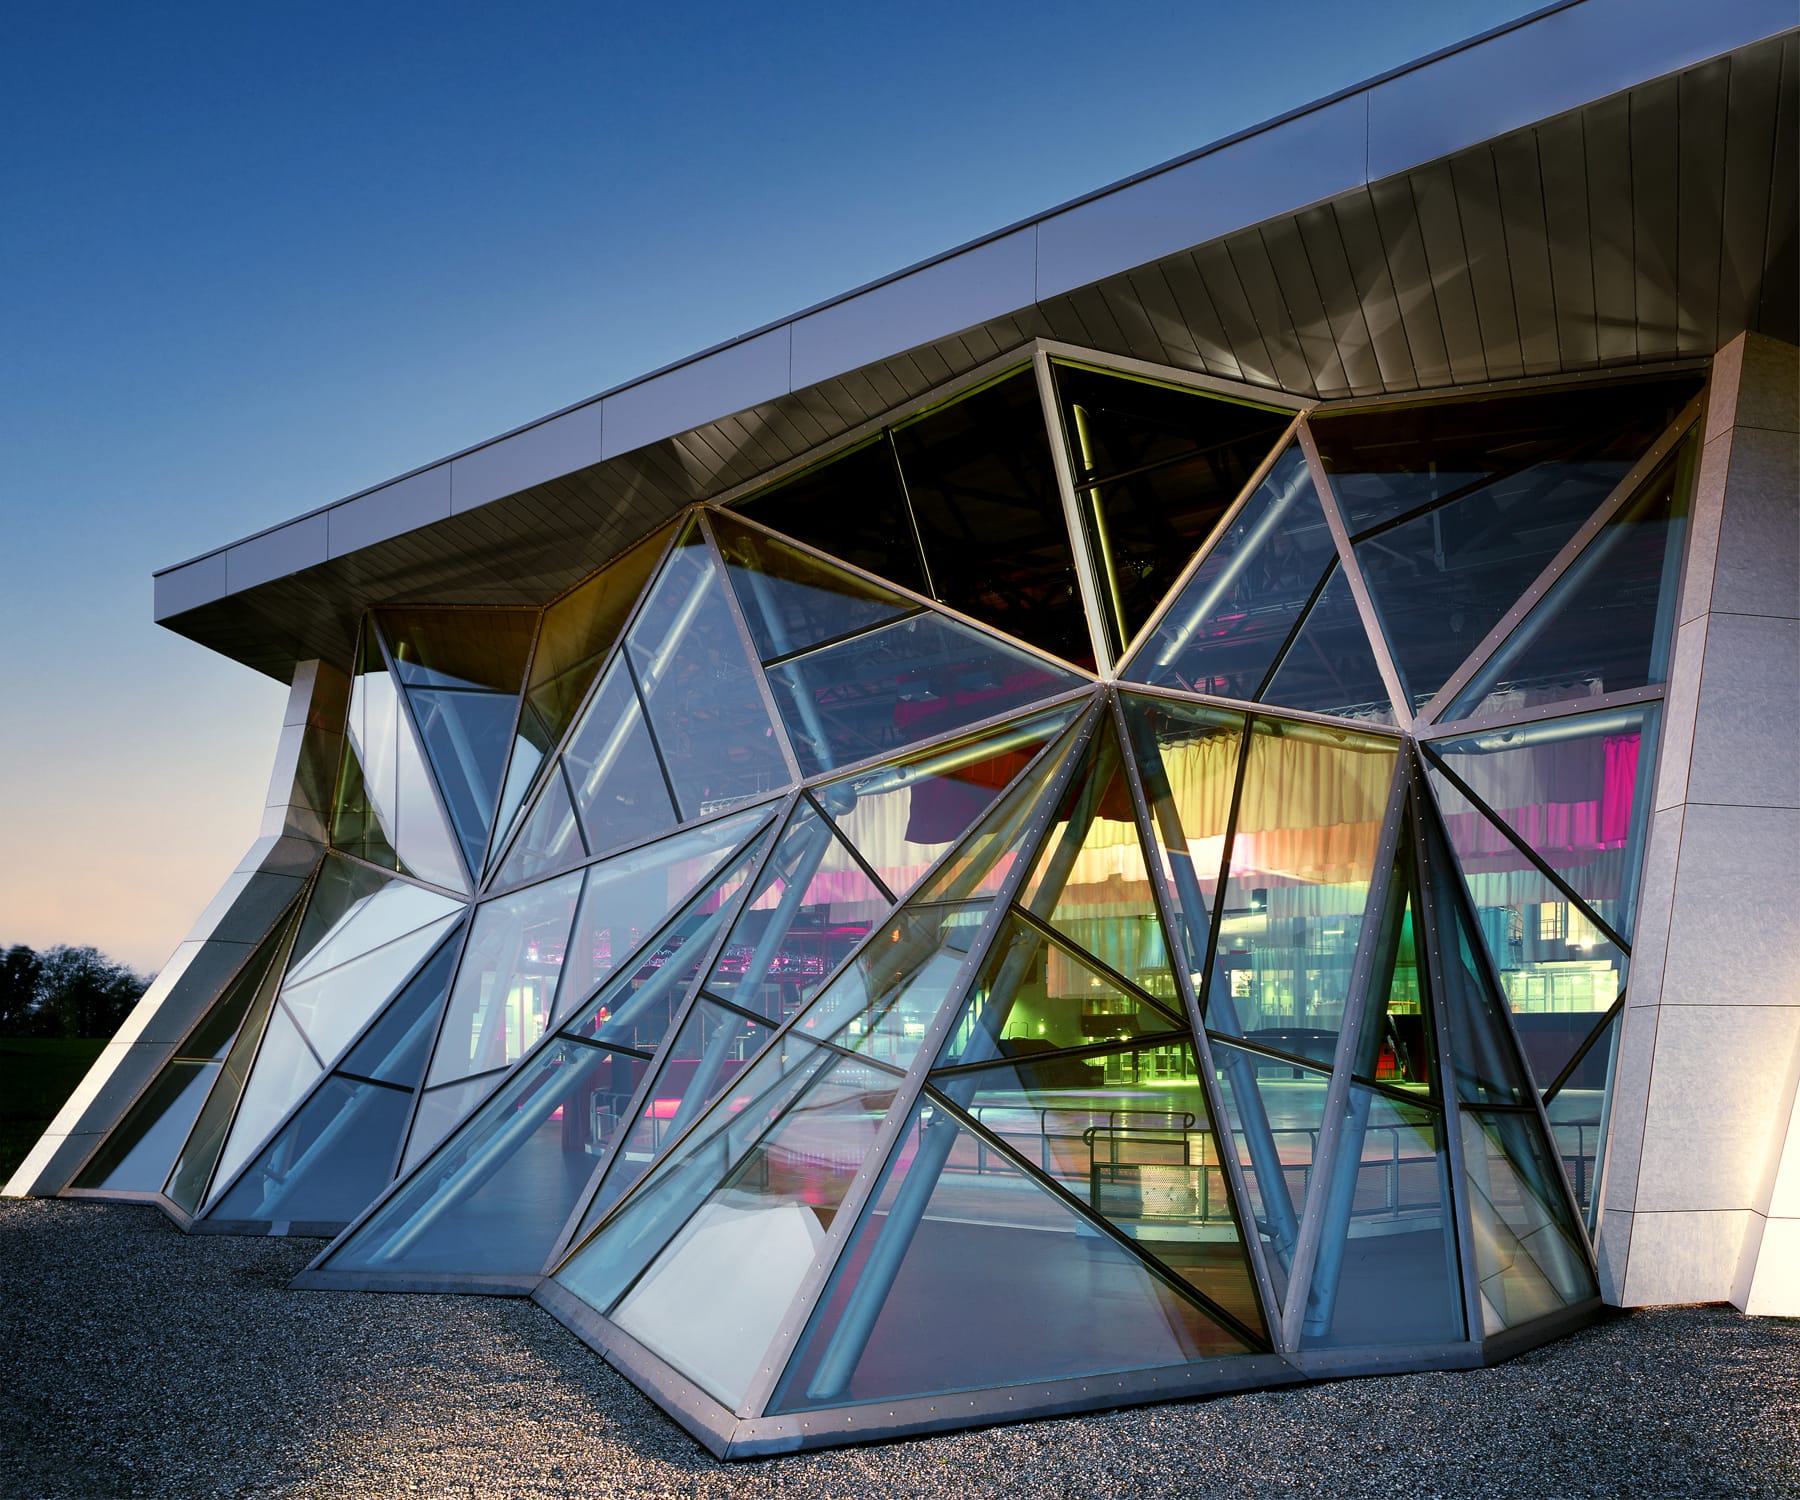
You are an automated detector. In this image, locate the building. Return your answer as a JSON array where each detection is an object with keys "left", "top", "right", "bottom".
[{"left": 8, "top": 0, "right": 1797, "bottom": 1459}]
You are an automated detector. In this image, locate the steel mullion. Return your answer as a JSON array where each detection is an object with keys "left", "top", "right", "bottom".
[
  {"left": 474, "top": 598, "right": 548, "bottom": 882},
  {"left": 800, "top": 787, "right": 898, "bottom": 906},
  {"left": 1272, "top": 759, "right": 1411, "bottom": 1352},
  {"left": 695, "top": 510, "right": 806, "bottom": 787},
  {"left": 325, "top": 846, "right": 470, "bottom": 904},
  {"left": 1295, "top": 418, "right": 1414, "bottom": 731},
  {"left": 1005, "top": 904, "right": 1187, "bottom": 1029},
  {"left": 539, "top": 791, "right": 802, "bottom": 1270},
  {"left": 927, "top": 1027, "right": 1194, "bottom": 1080},
  {"left": 481, "top": 512, "right": 696, "bottom": 891},
  {"left": 1111, "top": 676, "right": 1406, "bottom": 740},
  {"left": 618, "top": 650, "right": 684, "bottom": 824},
  {"left": 1542, "top": 992, "right": 1627, "bottom": 1103},
  {"left": 1424, "top": 683, "right": 1665, "bottom": 742},
  {"left": 726, "top": 701, "right": 1107, "bottom": 1419},
  {"left": 1099, "top": 688, "right": 1288, "bottom": 1338},
  {"left": 1193, "top": 717, "right": 1257, "bottom": 1022},
  {"left": 758, "top": 607, "right": 930, "bottom": 670},
  {"left": 1112, "top": 412, "right": 1306, "bottom": 677},
  {"left": 1033, "top": 340, "right": 1311, "bottom": 411},
  {"left": 1032, "top": 347, "right": 1116, "bottom": 675},
  {"left": 924, "top": 1086, "right": 1268, "bottom": 1350},
  {"left": 1248, "top": 561, "right": 1339, "bottom": 702},
  {"left": 370, "top": 613, "right": 476, "bottom": 894},
  {"left": 1417, "top": 395, "right": 1705, "bottom": 725},
  {"left": 1419, "top": 744, "right": 1631, "bottom": 954}
]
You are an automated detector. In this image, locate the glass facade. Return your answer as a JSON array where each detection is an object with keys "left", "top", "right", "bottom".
[{"left": 59, "top": 344, "right": 1704, "bottom": 1454}]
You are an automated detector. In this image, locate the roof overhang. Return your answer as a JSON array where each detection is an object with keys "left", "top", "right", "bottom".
[{"left": 153, "top": 0, "right": 1799, "bottom": 679}]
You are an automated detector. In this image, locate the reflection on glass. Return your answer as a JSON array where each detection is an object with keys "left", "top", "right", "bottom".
[
  {"left": 942, "top": 1040, "right": 1262, "bottom": 1334},
  {"left": 816, "top": 704, "right": 1079, "bottom": 901},
  {"left": 625, "top": 536, "right": 791, "bottom": 818},
  {"left": 711, "top": 510, "right": 915, "bottom": 662},
  {"left": 492, "top": 762, "right": 587, "bottom": 890},
  {"left": 328, "top": 1039, "right": 647, "bottom": 1275},
  {"left": 1446, "top": 447, "right": 1692, "bottom": 721},
  {"left": 75, "top": 1061, "right": 219, "bottom": 1193},
  {"left": 767, "top": 613, "right": 1082, "bottom": 779},
  {"left": 214, "top": 1004, "right": 323, "bottom": 1192},
  {"left": 1124, "top": 447, "right": 1336, "bottom": 700},
  {"left": 1259, "top": 565, "right": 1395, "bottom": 724},
  {"left": 212, "top": 1075, "right": 412, "bottom": 1226},
  {"left": 1209, "top": 1038, "right": 1332, "bottom": 1313},
  {"left": 560, "top": 659, "right": 679, "bottom": 863},
  {"left": 733, "top": 437, "right": 930, "bottom": 596},
  {"left": 401, "top": 1073, "right": 497, "bottom": 1173},
  {"left": 1119, "top": 693, "right": 1245, "bottom": 989},
  {"left": 279, "top": 915, "right": 461, "bottom": 1066},
  {"left": 558, "top": 1045, "right": 899, "bottom": 1407},
  {"left": 1428, "top": 768, "right": 1627, "bottom": 1090},
  {"left": 285, "top": 859, "right": 461, "bottom": 987},
  {"left": 1429, "top": 705, "right": 1659, "bottom": 945},
  {"left": 556, "top": 808, "right": 769, "bottom": 1022},
  {"left": 585, "top": 998, "right": 775, "bottom": 1229},
  {"left": 894, "top": 369, "right": 1093, "bottom": 666},
  {"left": 1207, "top": 720, "right": 1396, "bottom": 1054},
  {"left": 808, "top": 902, "right": 994, "bottom": 1072},
  {"left": 427, "top": 871, "right": 584, "bottom": 1088},
  {"left": 1353, "top": 892, "right": 1436, "bottom": 1091},
  {"left": 409, "top": 688, "right": 521, "bottom": 874},
  {"left": 1054, "top": 361, "right": 1292, "bottom": 654},
  {"left": 378, "top": 608, "right": 536, "bottom": 693},
  {"left": 1461, "top": 1109, "right": 1595, "bottom": 1333},
  {"left": 1300, "top": 1086, "right": 1463, "bottom": 1349},
  {"left": 1543, "top": 1007, "right": 1620, "bottom": 1224},
  {"left": 772, "top": 1098, "right": 1251, "bottom": 1412},
  {"left": 338, "top": 929, "right": 462, "bottom": 1088}
]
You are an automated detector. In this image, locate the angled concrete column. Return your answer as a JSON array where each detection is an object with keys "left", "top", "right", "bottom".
[
  {"left": 1596, "top": 333, "right": 1800, "bottom": 1313},
  {"left": 2, "top": 661, "right": 346, "bottom": 1198}
]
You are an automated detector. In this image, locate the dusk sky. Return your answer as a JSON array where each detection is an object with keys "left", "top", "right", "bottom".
[{"left": 0, "top": 1, "right": 1543, "bottom": 974}]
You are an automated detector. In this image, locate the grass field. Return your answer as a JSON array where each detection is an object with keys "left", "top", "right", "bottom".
[{"left": 0, "top": 1037, "right": 106, "bottom": 1180}]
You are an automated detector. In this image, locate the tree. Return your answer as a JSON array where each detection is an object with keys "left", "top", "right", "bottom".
[
  {"left": 0, "top": 944, "right": 148, "bottom": 1039},
  {"left": 0, "top": 944, "right": 43, "bottom": 1034}
]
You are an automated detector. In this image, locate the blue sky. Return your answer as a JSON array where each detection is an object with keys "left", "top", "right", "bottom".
[{"left": 0, "top": 1, "right": 1544, "bottom": 970}]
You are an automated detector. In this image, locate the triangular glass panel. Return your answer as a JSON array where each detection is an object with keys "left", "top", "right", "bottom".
[
  {"left": 624, "top": 528, "right": 792, "bottom": 819},
  {"left": 330, "top": 737, "right": 401, "bottom": 875},
  {"left": 1298, "top": 1084, "right": 1464, "bottom": 1350},
  {"left": 425, "top": 868, "right": 585, "bottom": 1090},
  {"left": 321, "top": 1037, "right": 650, "bottom": 1276},
  {"left": 337, "top": 925, "right": 463, "bottom": 1088},
  {"left": 709, "top": 509, "right": 917, "bottom": 663},
  {"left": 74, "top": 918, "right": 293, "bottom": 1196},
  {"left": 1426, "top": 767, "right": 1628, "bottom": 1091},
  {"left": 1118, "top": 693, "right": 1246, "bottom": 996},
  {"left": 1260, "top": 564, "right": 1397, "bottom": 726},
  {"left": 579, "top": 998, "right": 777, "bottom": 1233},
  {"left": 492, "top": 763, "right": 588, "bottom": 890},
  {"left": 814, "top": 702, "right": 1082, "bottom": 902},
  {"left": 936, "top": 1038, "right": 1265, "bottom": 1338},
  {"left": 486, "top": 699, "right": 556, "bottom": 882},
  {"left": 1461, "top": 1108, "right": 1597, "bottom": 1334},
  {"left": 208, "top": 1073, "right": 414, "bottom": 1227},
  {"left": 1013, "top": 715, "right": 1177, "bottom": 1001},
  {"left": 1122, "top": 445, "right": 1337, "bottom": 700},
  {"left": 1445, "top": 446, "right": 1694, "bottom": 723},
  {"left": 770, "top": 1095, "right": 1255, "bottom": 1414},
  {"left": 1351, "top": 890, "right": 1437, "bottom": 1093},
  {"left": 340, "top": 625, "right": 469, "bottom": 893},
  {"left": 1051, "top": 360, "right": 1293, "bottom": 658},
  {"left": 212, "top": 1003, "right": 325, "bottom": 1193},
  {"left": 400, "top": 1073, "right": 499, "bottom": 1174},
  {"left": 702, "top": 803, "right": 891, "bottom": 1026},
  {"left": 408, "top": 688, "right": 526, "bottom": 876},
  {"left": 892, "top": 367, "right": 1095, "bottom": 668},
  {"left": 560, "top": 823, "right": 778, "bottom": 1056},
  {"left": 1205, "top": 718, "right": 1397, "bottom": 1055},
  {"left": 526, "top": 519, "right": 679, "bottom": 756},
  {"left": 557, "top": 807, "right": 772, "bottom": 1024},
  {"left": 1208, "top": 1037, "right": 1333, "bottom": 1315},
  {"left": 1427, "top": 704, "right": 1660, "bottom": 946},
  {"left": 560, "top": 657, "right": 680, "bottom": 865},
  {"left": 732, "top": 437, "right": 931, "bottom": 597},
  {"left": 285, "top": 857, "right": 461, "bottom": 986},
  {"left": 932, "top": 916, "right": 1182, "bottom": 1073},
  {"left": 765, "top": 612, "right": 1086, "bottom": 780},
  {"left": 279, "top": 912, "right": 461, "bottom": 1065},
  {"left": 555, "top": 1042, "right": 903, "bottom": 1408},
  {"left": 1543, "top": 1007, "right": 1623, "bottom": 1226}
]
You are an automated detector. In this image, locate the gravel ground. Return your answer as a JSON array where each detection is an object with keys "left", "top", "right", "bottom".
[{"left": 2, "top": 1199, "right": 1796, "bottom": 1499}]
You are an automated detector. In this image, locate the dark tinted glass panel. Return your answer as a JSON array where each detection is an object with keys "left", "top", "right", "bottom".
[
  {"left": 409, "top": 689, "right": 520, "bottom": 873},
  {"left": 1259, "top": 565, "right": 1396, "bottom": 725},
  {"left": 734, "top": 438, "right": 929, "bottom": 595},
  {"left": 1209, "top": 1038, "right": 1333, "bottom": 1313},
  {"left": 74, "top": 1060, "right": 220, "bottom": 1192},
  {"left": 1429, "top": 705, "right": 1658, "bottom": 945},
  {"left": 331, "top": 742, "right": 400, "bottom": 873},
  {"left": 1447, "top": 449, "right": 1692, "bottom": 721},
  {"left": 766, "top": 613, "right": 1082, "bottom": 778},
  {"left": 1544, "top": 1008, "right": 1620, "bottom": 1223},
  {"left": 1124, "top": 447, "right": 1336, "bottom": 700},
  {"left": 328, "top": 1039, "right": 647, "bottom": 1275},
  {"left": 711, "top": 510, "right": 914, "bottom": 663},
  {"left": 1462, "top": 1108, "right": 1596, "bottom": 1332},
  {"left": 1053, "top": 363, "right": 1291, "bottom": 652},
  {"left": 626, "top": 538, "right": 791, "bottom": 819},
  {"left": 1299, "top": 1087, "right": 1463, "bottom": 1349},
  {"left": 893, "top": 371, "right": 1092, "bottom": 666},
  {"left": 339, "top": 927, "right": 462, "bottom": 1087},
  {"left": 1311, "top": 377, "right": 1699, "bottom": 536},
  {"left": 378, "top": 608, "right": 535, "bottom": 693},
  {"left": 773, "top": 1100, "right": 1251, "bottom": 1412},
  {"left": 211, "top": 1075, "right": 412, "bottom": 1226}
]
